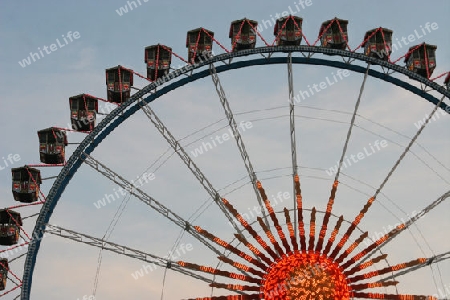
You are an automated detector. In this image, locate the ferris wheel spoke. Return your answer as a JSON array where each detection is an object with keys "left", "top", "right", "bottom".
[
  {"left": 332, "top": 95, "right": 448, "bottom": 259},
  {"left": 81, "top": 153, "right": 223, "bottom": 256},
  {"left": 319, "top": 64, "right": 371, "bottom": 257},
  {"left": 360, "top": 190, "right": 450, "bottom": 264},
  {"left": 373, "top": 95, "right": 447, "bottom": 198},
  {"left": 138, "top": 100, "right": 245, "bottom": 237},
  {"left": 287, "top": 53, "right": 300, "bottom": 247},
  {"left": 43, "top": 224, "right": 227, "bottom": 287},
  {"left": 209, "top": 62, "right": 270, "bottom": 228},
  {"left": 378, "top": 249, "right": 450, "bottom": 283},
  {"left": 335, "top": 63, "right": 371, "bottom": 181}
]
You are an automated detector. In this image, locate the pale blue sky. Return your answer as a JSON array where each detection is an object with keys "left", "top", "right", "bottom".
[{"left": 0, "top": 1, "right": 449, "bottom": 299}]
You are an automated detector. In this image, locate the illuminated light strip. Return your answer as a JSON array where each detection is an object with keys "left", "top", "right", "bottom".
[
  {"left": 185, "top": 295, "right": 260, "bottom": 300},
  {"left": 0, "top": 284, "right": 22, "bottom": 297},
  {"left": 322, "top": 215, "right": 344, "bottom": 256},
  {"left": 308, "top": 207, "right": 316, "bottom": 253},
  {"left": 344, "top": 254, "right": 387, "bottom": 276},
  {"left": 231, "top": 19, "right": 246, "bottom": 52},
  {"left": 276, "top": 225, "right": 291, "bottom": 254},
  {"left": 177, "top": 261, "right": 259, "bottom": 284},
  {"left": 341, "top": 224, "right": 405, "bottom": 270},
  {"left": 284, "top": 208, "right": 298, "bottom": 251},
  {"left": 348, "top": 258, "right": 427, "bottom": 283},
  {"left": 54, "top": 126, "right": 90, "bottom": 134},
  {"left": 379, "top": 28, "right": 391, "bottom": 62},
  {"left": 0, "top": 241, "right": 30, "bottom": 257},
  {"left": 352, "top": 27, "right": 380, "bottom": 53},
  {"left": 257, "top": 181, "right": 291, "bottom": 254},
  {"left": 155, "top": 45, "right": 160, "bottom": 81},
  {"left": 234, "top": 234, "right": 272, "bottom": 266},
  {"left": 222, "top": 199, "right": 278, "bottom": 260},
  {"left": 84, "top": 93, "right": 111, "bottom": 104},
  {"left": 26, "top": 163, "right": 66, "bottom": 168},
  {"left": 5, "top": 201, "right": 44, "bottom": 212},
  {"left": 353, "top": 292, "right": 437, "bottom": 300},
  {"left": 200, "top": 28, "right": 230, "bottom": 53},
  {"left": 295, "top": 17, "right": 311, "bottom": 46},
  {"left": 336, "top": 19, "right": 351, "bottom": 51},
  {"left": 0, "top": 260, "right": 22, "bottom": 284},
  {"left": 313, "top": 18, "right": 335, "bottom": 46},
  {"left": 257, "top": 217, "right": 284, "bottom": 256},
  {"left": 423, "top": 43, "right": 431, "bottom": 79},
  {"left": 246, "top": 21, "right": 270, "bottom": 47},
  {"left": 316, "top": 180, "right": 339, "bottom": 253},
  {"left": 191, "top": 30, "right": 202, "bottom": 64},
  {"left": 210, "top": 282, "right": 260, "bottom": 292},
  {"left": 272, "top": 16, "right": 290, "bottom": 46},
  {"left": 82, "top": 89, "right": 88, "bottom": 115},
  {"left": 430, "top": 71, "right": 449, "bottom": 81},
  {"left": 391, "top": 42, "right": 423, "bottom": 64},
  {"left": 254, "top": 234, "right": 278, "bottom": 261},
  {"left": 120, "top": 66, "right": 149, "bottom": 82},
  {"left": 350, "top": 280, "right": 399, "bottom": 290},
  {"left": 330, "top": 197, "right": 375, "bottom": 259},
  {"left": 118, "top": 66, "right": 123, "bottom": 103},
  {"left": 6, "top": 209, "right": 30, "bottom": 242},
  {"left": 194, "top": 226, "right": 266, "bottom": 270},
  {"left": 159, "top": 44, "right": 189, "bottom": 64},
  {"left": 294, "top": 175, "right": 306, "bottom": 252},
  {"left": 50, "top": 128, "right": 58, "bottom": 141},
  {"left": 218, "top": 256, "right": 265, "bottom": 277},
  {"left": 335, "top": 231, "right": 369, "bottom": 264}
]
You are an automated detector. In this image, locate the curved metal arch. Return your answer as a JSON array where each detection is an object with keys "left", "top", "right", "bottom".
[{"left": 21, "top": 46, "right": 450, "bottom": 299}]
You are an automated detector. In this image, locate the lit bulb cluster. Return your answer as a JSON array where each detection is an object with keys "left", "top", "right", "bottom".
[{"left": 179, "top": 178, "right": 437, "bottom": 300}]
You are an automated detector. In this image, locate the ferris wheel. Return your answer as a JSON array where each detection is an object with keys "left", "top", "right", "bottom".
[{"left": 0, "top": 16, "right": 449, "bottom": 299}]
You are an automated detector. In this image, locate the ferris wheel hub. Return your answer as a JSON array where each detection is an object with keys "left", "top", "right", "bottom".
[{"left": 261, "top": 251, "right": 350, "bottom": 299}]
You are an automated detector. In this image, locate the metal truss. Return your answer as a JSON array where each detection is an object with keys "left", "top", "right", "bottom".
[
  {"left": 209, "top": 62, "right": 270, "bottom": 228},
  {"left": 287, "top": 53, "right": 299, "bottom": 237},
  {"left": 82, "top": 153, "right": 223, "bottom": 256},
  {"left": 362, "top": 190, "right": 450, "bottom": 263},
  {"left": 380, "top": 249, "right": 450, "bottom": 284},
  {"left": 44, "top": 223, "right": 242, "bottom": 294},
  {"left": 138, "top": 100, "right": 244, "bottom": 236}
]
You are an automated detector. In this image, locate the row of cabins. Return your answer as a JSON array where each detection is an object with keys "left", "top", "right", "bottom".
[
  {"left": 104, "top": 17, "right": 445, "bottom": 118},
  {"left": 143, "top": 17, "right": 440, "bottom": 80},
  {"left": 0, "top": 16, "right": 449, "bottom": 291},
  {"left": 109, "top": 17, "right": 444, "bottom": 108}
]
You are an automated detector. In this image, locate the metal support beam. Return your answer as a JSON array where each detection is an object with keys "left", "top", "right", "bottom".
[
  {"left": 82, "top": 153, "right": 222, "bottom": 256},
  {"left": 361, "top": 190, "right": 450, "bottom": 263},
  {"left": 209, "top": 62, "right": 270, "bottom": 228},
  {"left": 44, "top": 223, "right": 243, "bottom": 293},
  {"left": 288, "top": 53, "right": 298, "bottom": 238},
  {"left": 138, "top": 101, "right": 244, "bottom": 236}
]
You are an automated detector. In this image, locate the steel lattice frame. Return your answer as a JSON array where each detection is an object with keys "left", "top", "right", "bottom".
[{"left": 20, "top": 46, "right": 450, "bottom": 299}]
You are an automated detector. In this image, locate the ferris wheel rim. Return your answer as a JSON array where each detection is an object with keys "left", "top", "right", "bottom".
[{"left": 20, "top": 46, "right": 450, "bottom": 299}]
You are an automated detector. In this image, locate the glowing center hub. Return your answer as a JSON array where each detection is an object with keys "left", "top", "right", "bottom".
[{"left": 262, "top": 252, "right": 350, "bottom": 300}]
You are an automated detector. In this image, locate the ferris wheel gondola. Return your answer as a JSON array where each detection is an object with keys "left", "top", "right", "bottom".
[
  {"left": 319, "top": 17, "right": 349, "bottom": 50},
  {"left": 362, "top": 27, "right": 393, "bottom": 60},
  {"left": 229, "top": 18, "right": 258, "bottom": 51},
  {"left": 273, "top": 15, "right": 303, "bottom": 46},
  {"left": 11, "top": 166, "right": 41, "bottom": 203},
  {"left": 69, "top": 94, "right": 98, "bottom": 132}
]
